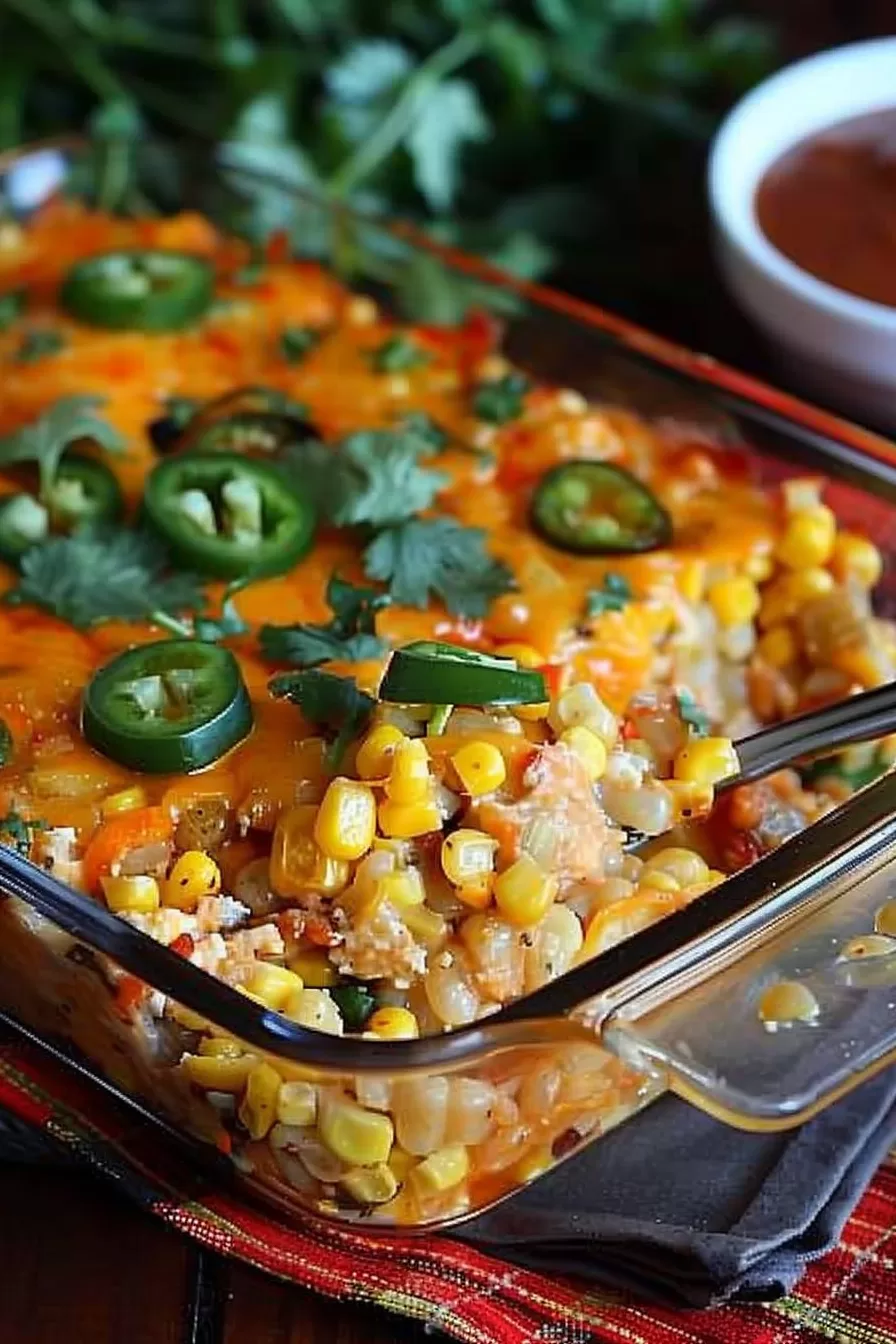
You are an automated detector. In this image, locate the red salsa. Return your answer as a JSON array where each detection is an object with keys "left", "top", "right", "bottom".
[{"left": 755, "top": 107, "right": 896, "bottom": 308}]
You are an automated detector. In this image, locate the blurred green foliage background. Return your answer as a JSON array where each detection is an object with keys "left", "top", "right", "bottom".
[{"left": 0, "top": 0, "right": 775, "bottom": 326}]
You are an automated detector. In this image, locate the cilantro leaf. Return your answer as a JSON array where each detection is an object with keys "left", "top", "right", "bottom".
[
  {"left": 260, "top": 573, "right": 389, "bottom": 667},
  {"left": 0, "top": 396, "right": 127, "bottom": 498},
  {"left": 370, "top": 335, "right": 431, "bottom": 373},
  {"left": 0, "top": 290, "right": 25, "bottom": 331},
  {"left": 675, "top": 689, "right": 710, "bottom": 739},
  {"left": 0, "top": 810, "right": 44, "bottom": 856},
  {"left": 280, "top": 429, "right": 447, "bottom": 529},
  {"left": 15, "top": 329, "right": 65, "bottom": 364},
  {"left": 472, "top": 372, "right": 530, "bottom": 424},
  {"left": 193, "top": 579, "right": 250, "bottom": 643},
  {"left": 586, "top": 572, "right": 632, "bottom": 617},
  {"left": 4, "top": 526, "right": 206, "bottom": 630},
  {"left": 406, "top": 78, "right": 490, "bottom": 212},
  {"left": 269, "top": 668, "right": 375, "bottom": 768},
  {"left": 279, "top": 325, "right": 323, "bottom": 363},
  {"left": 397, "top": 411, "right": 449, "bottom": 453},
  {"left": 363, "top": 517, "right": 515, "bottom": 617}
]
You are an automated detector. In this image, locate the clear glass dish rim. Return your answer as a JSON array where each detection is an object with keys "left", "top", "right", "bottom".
[{"left": 1, "top": 136, "right": 896, "bottom": 1077}]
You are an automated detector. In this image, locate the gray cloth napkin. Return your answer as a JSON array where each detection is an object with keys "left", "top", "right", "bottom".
[
  {"left": 458, "top": 1069, "right": 896, "bottom": 1307},
  {"left": 2, "top": 1067, "right": 894, "bottom": 1309}
]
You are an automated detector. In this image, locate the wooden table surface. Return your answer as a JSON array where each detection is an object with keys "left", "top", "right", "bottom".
[{"left": 1, "top": 6, "right": 894, "bottom": 1342}]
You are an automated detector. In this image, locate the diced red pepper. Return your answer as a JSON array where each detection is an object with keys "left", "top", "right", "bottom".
[
  {"left": 114, "top": 974, "right": 147, "bottom": 1021},
  {"left": 169, "top": 932, "right": 195, "bottom": 959},
  {"left": 265, "top": 230, "right": 290, "bottom": 265}
]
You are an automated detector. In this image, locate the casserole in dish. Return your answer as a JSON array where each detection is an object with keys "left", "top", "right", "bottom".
[{"left": 0, "top": 140, "right": 896, "bottom": 1230}]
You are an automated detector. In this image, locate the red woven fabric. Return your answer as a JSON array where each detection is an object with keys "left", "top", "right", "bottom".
[{"left": 2, "top": 1036, "right": 895, "bottom": 1344}]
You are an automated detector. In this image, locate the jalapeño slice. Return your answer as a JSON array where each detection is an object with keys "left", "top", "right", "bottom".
[
  {"left": 83, "top": 640, "right": 253, "bottom": 773},
  {"left": 531, "top": 462, "right": 672, "bottom": 555},
  {"left": 379, "top": 641, "right": 546, "bottom": 706},
  {"left": 0, "top": 455, "right": 123, "bottom": 566},
  {"left": 142, "top": 452, "right": 314, "bottom": 580},
  {"left": 61, "top": 250, "right": 214, "bottom": 332}
]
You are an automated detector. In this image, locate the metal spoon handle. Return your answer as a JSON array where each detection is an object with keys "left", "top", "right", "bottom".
[{"left": 731, "top": 679, "right": 896, "bottom": 786}]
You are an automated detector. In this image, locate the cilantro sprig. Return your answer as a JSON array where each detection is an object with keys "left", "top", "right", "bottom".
[
  {"left": 279, "top": 325, "right": 324, "bottom": 364},
  {"left": 15, "top": 329, "right": 66, "bottom": 364},
  {"left": 675, "top": 689, "right": 710, "bottom": 739},
  {"left": 472, "top": 372, "right": 530, "bottom": 425},
  {"left": 260, "top": 574, "right": 389, "bottom": 668},
  {"left": 269, "top": 669, "right": 375, "bottom": 769},
  {"left": 363, "top": 517, "right": 514, "bottom": 618},
  {"left": 586, "top": 573, "right": 633, "bottom": 617},
  {"left": 280, "top": 427, "right": 448, "bottom": 529},
  {"left": 370, "top": 335, "right": 431, "bottom": 373},
  {"left": 4, "top": 525, "right": 205, "bottom": 631},
  {"left": 0, "top": 397, "right": 126, "bottom": 499}
]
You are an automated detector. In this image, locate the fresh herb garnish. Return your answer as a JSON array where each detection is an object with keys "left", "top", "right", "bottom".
[
  {"left": 15, "top": 329, "right": 66, "bottom": 364},
  {"left": 269, "top": 668, "right": 376, "bottom": 769},
  {"left": 0, "top": 811, "right": 44, "bottom": 856},
  {"left": 279, "top": 326, "right": 323, "bottom": 364},
  {"left": 472, "top": 372, "right": 530, "bottom": 425},
  {"left": 363, "top": 517, "right": 514, "bottom": 618},
  {"left": 4, "top": 525, "right": 205, "bottom": 630},
  {"left": 0, "top": 719, "right": 12, "bottom": 768},
  {"left": 586, "top": 572, "right": 633, "bottom": 617},
  {"left": 397, "top": 411, "right": 449, "bottom": 453},
  {"left": 281, "top": 428, "right": 447, "bottom": 529},
  {"left": 330, "top": 982, "right": 377, "bottom": 1032},
  {"left": 676, "top": 689, "right": 710, "bottom": 739},
  {"left": 0, "top": 397, "right": 126, "bottom": 498},
  {"left": 192, "top": 578, "right": 251, "bottom": 643},
  {"left": 370, "top": 335, "right": 430, "bottom": 373},
  {"left": 0, "top": 290, "right": 25, "bottom": 332},
  {"left": 162, "top": 396, "right": 200, "bottom": 432},
  {"left": 260, "top": 573, "right": 389, "bottom": 668}
]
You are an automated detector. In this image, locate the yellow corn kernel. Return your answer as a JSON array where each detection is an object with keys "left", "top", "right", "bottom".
[
  {"left": 314, "top": 778, "right": 377, "bottom": 861},
  {"left": 639, "top": 869, "right": 680, "bottom": 894},
  {"left": 707, "top": 575, "right": 760, "bottom": 628},
  {"left": 340, "top": 1163, "right": 398, "bottom": 1205},
  {"left": 101, "top": 785, "right": 148, "bottom": 818},
  {"left": 441, "top": 828, "right": 498, "bottom": 887},
  {"left": 238, "top": 1061, "right": 282, "bottom": 1139},
  {"left": 388, "top": 1145, "right": 416, "bottom": 1182},
  {"left": 457, "top": 877, "right": 494, "bottom": 910},
  {"left": 494, "top": 642, "right": 544, "bottom": 669},
  {"left": 759, "top": 568, "right": 834, "bottom": 628},
  {"left": 163, "top": 850, "right": 221, "bottom": 912},
  {"left": 559, "top": 725, "right": 608, "bottom": 780},
  {"left": 673, "top": 737, "right": 740, "bottom": 786},
  {"left": 830, "top": 644, "right": 889, "bottom": 689},
  {"left": 776, "top": 505, "right": 836, "bottom": 570},
  {"left": 285, "top": 987, "right": 345, "bottom": 1035},
  {"left": 276, "top": 1079, "right": 317, "bottom": 1127},
  {"left": 102, "top": 874, "right": 160, "bottom": 914},
  {"left": 401, "top": 903, "right": 447, "bottom": 946},
  {"left": 494, "top": 854, "right": 558, "bottom": 927},
  {"left": 756, "top": 626, "right": 797, "bottom": 669},
  {"left": 703, "top": 870, "right": 726, "bottom": 888},
  {"left": 385, "top": 739, "right": 432, "bottom": 805},
  {"left": 665, "top": 778, "right": 715, "bottom": 820},
  {"left": 198, "top": 1036, "right": 243, "bottom": 1059},
  {"left": 408, "top": 1144, "right": 470, "bottom": 1197},
  {"left": 287, "top": 949, "right": 339, "bottom": 988},
  {"left": 244, "top": 962, "right": 304, "bottom": 1011},
  {"left": 319, "top": 1096, "right": 394, "bottom": 1165},
  {"left": 183, "top": 1052, "right": 255, "bottom": 1093},
  {"left": 642, "top": 847, "right": 708, "bottom": 887},
  {"left": 367, "top": 1006, "right": 419, "bottom": 1040},
  {"left": 515, "top": 1144, "right": 554, "bottom": 1184},
  {"left": 376, "top": 869, "right": 424, "bottom": 910},
  {"left": 356, "top": 724, "right": 407, "bottom": 780},
  {"left": 515, "top": 699, "right": 550, "bottom": 722},
  {"left": 782, "top": 477, "right": 823, "bottom": 515},
  {"left": 744, "top": 550, "right": 774, "bottom": 583},
  {"left": 547, "top": 681, "right": 617, "bottom": 747},
  {"left": 452, "top": 740, "right": 507, "bottom": 797},
  {"left": 677, "top": 558, "right": 706, "bottom": 604},
  {"left": 830, "top": 532, "right": 883, "bottom": 589},
  {"left": 377, "top": 795, "right": 441, "bottom": 838},
  {"left": 270, "top": 803, "right": 349, "bottom": 899}
]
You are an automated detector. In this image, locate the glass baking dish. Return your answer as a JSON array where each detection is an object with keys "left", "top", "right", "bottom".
[{"left": 2, "top": 138, "right": 896, "bottom": 1233}]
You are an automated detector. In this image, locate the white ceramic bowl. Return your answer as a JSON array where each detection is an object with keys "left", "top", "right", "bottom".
[{"left": 708, "top": 38, "right": 896, "bottom": 429}]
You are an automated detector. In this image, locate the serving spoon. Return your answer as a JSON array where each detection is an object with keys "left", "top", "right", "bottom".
[{"left": 624, "top": 678, "right": 896, "bottom": 852}]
